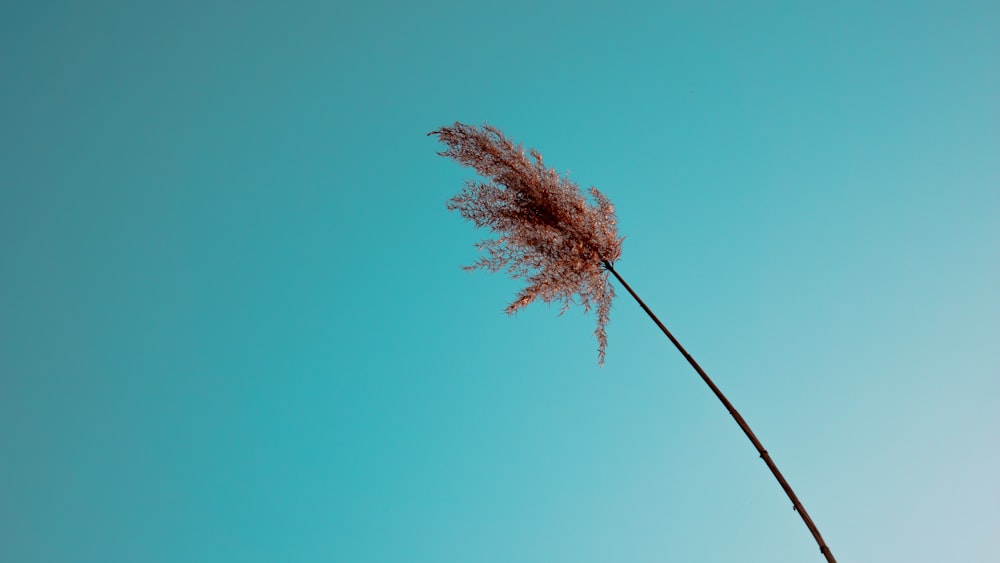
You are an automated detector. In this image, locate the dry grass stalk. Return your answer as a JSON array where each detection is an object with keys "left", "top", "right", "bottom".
[{"left": 431, "top": 122, "right": 838, "bottom": 563}]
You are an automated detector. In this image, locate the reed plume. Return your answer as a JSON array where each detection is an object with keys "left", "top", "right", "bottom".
[
  {"left": 430, "top": 122, "right": 623, "bottom": 364},
  {"left": 431, "top": 122, "right": 837, "bottom": 563}
]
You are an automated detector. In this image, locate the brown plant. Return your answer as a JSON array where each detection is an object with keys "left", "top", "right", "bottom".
[
  {"left": 430, "top": 122, "right": 623, "bottom": 364},
  {"left": 431, "top": 122, "right": 838, "bottom": 563}
]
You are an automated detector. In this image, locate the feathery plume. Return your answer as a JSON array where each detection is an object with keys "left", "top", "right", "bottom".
[{"left": 430, "top": 122, "right": 623, "bottom": 364}]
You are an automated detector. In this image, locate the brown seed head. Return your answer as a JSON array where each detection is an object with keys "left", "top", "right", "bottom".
[{"left": 431, "top": 122, "right": 623, "bottom": 365}]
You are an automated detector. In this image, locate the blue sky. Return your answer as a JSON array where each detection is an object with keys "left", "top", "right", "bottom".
[{"left": 2, "top": 1, "right": 998, "bottom": 562}]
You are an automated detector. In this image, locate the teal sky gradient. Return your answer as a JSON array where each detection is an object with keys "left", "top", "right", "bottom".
[{"left": 2, "top": 1, "right": 998, "bottom": 562}]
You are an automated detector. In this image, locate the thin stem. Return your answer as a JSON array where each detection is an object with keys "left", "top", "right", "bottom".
[{"left": 603, "top": 261, "right": 836, "bottom": 563}]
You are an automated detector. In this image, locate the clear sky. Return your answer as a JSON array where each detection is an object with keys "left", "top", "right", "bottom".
[{"left": 2, "top": 1, "right": 998, "bottom": 562}]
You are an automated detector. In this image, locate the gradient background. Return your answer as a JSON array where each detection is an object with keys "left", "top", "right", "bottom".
[{"left": 2, "top": 1, "right": 998, "bottom": 562}]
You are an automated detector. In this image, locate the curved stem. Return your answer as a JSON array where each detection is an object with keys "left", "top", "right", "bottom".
[{"left": 603, "top": 261, "right": 836, "bottom": 563}]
